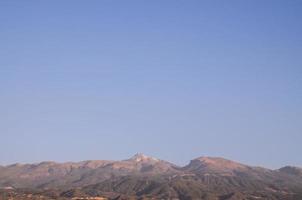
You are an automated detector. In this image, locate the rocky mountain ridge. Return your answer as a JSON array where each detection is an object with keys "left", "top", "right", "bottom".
[{"left": 1, "top": 154, "right": 302, "bottom": 199}]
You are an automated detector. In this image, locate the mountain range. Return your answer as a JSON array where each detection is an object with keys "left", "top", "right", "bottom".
[{"left": 1, "top": 154, "right": 302, "bottom": 200}]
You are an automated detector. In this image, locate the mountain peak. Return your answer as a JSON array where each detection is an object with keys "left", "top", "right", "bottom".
[
  {"left": 279, "top": 166, "right": 302, "bottom": 176},
  {"left": 195, "top": 156, "right": 246, "bottom": 168},
  {"left": 129, "top": 153, "right": 159, "bottom": 162},
  {"left": 183, "top": 156, "right": 248, "bottom": 174}
]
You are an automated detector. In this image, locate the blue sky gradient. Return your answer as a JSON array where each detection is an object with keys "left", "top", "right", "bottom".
[{"left": 0, "top": 1, "right": 301, "bottom": 168}]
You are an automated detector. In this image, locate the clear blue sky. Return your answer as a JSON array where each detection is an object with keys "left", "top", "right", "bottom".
[{"left": 0, "top": 1, "right": 301, "bottom": 168}]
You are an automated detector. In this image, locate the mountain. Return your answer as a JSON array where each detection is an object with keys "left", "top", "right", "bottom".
[
  {"left": 279, "top": 166, "right": 302, "bottom": 176},
  {"left": 0, "top": 154, "right": 176, "bottom": 189},
  {"left": 182, "top": 157, "right": 251, "bottom": 175},
  {"left": 102, "top": 153, "right": 177, "bottom": 174},
  {"left": 0, "top": 154, "right": 302, "bottom": 200}
]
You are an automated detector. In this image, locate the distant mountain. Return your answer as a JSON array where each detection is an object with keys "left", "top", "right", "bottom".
[
  {"left": 182, "top": 157, "right": 250, "bottom": 175},
  {"left": 0, "top": 154, "right": 302, "bottom": 200},
  {"left": 279, "top": 166, "right": 302, "bottom": 176},
  {"left": 0, "top": 154, "right": 176, "bottom": 189}
]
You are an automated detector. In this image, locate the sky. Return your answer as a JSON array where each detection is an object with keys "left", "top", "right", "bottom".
[{"left": 0, "top": 0, "right": 301, "bottom": 169}]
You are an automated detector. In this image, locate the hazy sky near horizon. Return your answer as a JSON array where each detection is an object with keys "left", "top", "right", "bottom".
[{"left": 0, "top": 1, "right": 301, "bottom": 168}]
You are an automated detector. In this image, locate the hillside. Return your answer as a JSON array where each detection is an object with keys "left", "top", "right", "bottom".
[{"left": 0, "top": 154, "right": 302, "bottom": 199}]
